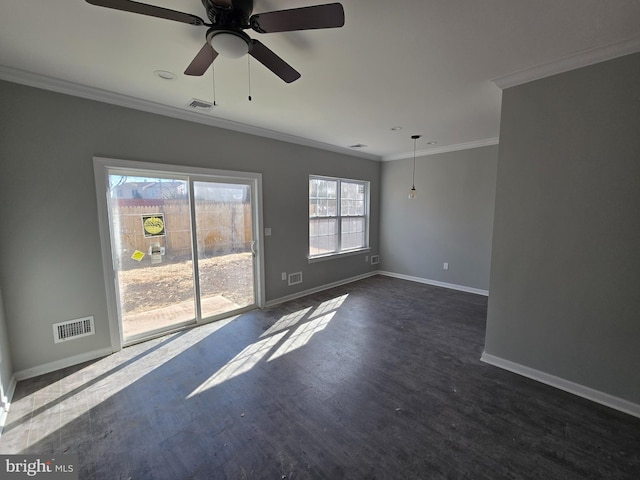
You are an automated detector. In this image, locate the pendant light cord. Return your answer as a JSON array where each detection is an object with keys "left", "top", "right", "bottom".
[
  {"left": 409, "top": 135, "right": 421, "bottom": 199},
  {"left": 412, "top": 138, "right": 417, "bottom": 188},
  {"left": 412, "top": 135, "right": 420, "bottom": 188}
]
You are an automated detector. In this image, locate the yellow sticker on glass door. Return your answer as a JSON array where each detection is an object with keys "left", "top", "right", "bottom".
[
  {"left": 131, "top": 250, "right": 145, "bottom": 261},
  {"left": 142, "top": 214, "right": 165, "bottom": 237}
]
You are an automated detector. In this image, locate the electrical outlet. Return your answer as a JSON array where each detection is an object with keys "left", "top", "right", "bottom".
[
  {"left": 281, "top": 272, "right": 287, "bottom": 281},
  {"left": 265, "top": 228, "right": 272, "bottom": 236},
  {"left": 443, "top": 262, "right": 449, "bottom": 270},
  {"left": 365, "top": 255, "right": 369, "bottom": 262}
]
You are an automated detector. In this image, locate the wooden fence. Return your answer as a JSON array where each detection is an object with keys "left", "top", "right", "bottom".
[{"left": 113, "top": 201, "right": 252, "bottom": 265}]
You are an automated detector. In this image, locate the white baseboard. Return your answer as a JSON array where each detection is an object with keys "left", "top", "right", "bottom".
[
  {"left": 481, "top": 352, "right": 640, "bottom": 419},
  {"left": 378, "top": 271, "right": 489, "bottom": 296},
  {"left": 265, "top": 271, "right": 378, "bottom": 307},
  {"left": 0, "top": 374, "right": 17, "bottom": 438},
  {"left": 14, "top": 347, "right": 113, "bottom": 382}
]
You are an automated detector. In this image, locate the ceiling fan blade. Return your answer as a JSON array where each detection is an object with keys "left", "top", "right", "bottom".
[
  {"left": 85, "top": 0, "right": 206, "bottom": 25},
  {"left": 184, "top": 43, "right": 218, "bottom": 76},
  {"left": 250, "top": 3, "right": 344, "bottom": 33},
  {"left": 249, "top": 40, "right": 301, "bottom": 83}
]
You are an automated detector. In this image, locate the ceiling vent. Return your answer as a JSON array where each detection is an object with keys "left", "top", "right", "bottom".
[{"left": 187, "top": 98, "right": 215, "bottom": 112}]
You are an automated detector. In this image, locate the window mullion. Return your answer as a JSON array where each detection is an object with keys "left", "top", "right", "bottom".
[{"left": 336, "top": 179, "right": 342, "bottom": 253}]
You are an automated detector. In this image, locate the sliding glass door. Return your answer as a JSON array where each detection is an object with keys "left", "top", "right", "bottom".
[
  {"left": 108, "top": 174, "right": 195, "bottom": 339},
  {"left": 193, "top": 181, "right": 255, "bottom": 319},
  {"left": 96, "top": 160, "right": 262, "bottom": 346}
]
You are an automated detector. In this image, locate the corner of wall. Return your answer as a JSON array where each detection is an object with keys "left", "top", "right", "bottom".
[{"left": 0, "top": 374, "right": 17, "bottom": 437}]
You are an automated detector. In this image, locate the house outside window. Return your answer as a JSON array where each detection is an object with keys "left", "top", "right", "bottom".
[{"left": 309, "top": 175, "right": 369, "bottom": 260}]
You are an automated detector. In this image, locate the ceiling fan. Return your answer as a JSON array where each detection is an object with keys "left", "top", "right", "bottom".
[{"left": 85, "top": 0, "right": 345, "bottom": 83}]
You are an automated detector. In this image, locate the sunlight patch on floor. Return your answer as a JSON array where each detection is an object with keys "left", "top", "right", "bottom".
[
  {"left": 260, "top": 307, "right": 312, "bottom": 338},
  {"left": 308, "top": 294, "right": 348, "bottom": 320},
  {"left": 187, "top": 331, "right": 288, "bottom": 398},
  {"left": 268, "top": 312, "right": 335, "bottom": 362},
  {"left": 187, "top": 294, "right": 349, "bottom": 396},
  {"left": 9, "top": 317, "right": 237, "bottom": 446}
]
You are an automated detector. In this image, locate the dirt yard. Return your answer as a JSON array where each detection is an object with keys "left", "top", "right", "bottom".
[{"left": 117, "top": 252, "right": 253, "bottom": 315}]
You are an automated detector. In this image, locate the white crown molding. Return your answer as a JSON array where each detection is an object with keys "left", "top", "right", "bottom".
[
  {"left": 0, "top": 65, "right": 381, "bottom": 162},
  {"left": 492, "top": 35, "right": 640, "bottom": 90},
  {"left": 382, "top": 137, "right": 499, "bottom": 162},
  {"left": 481, "top": 352, "right": 640, "bottom": 419}
]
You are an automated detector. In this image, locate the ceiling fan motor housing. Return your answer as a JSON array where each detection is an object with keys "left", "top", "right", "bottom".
[{"left": 203, "top": 0, "right": 254, "bottom": 27}]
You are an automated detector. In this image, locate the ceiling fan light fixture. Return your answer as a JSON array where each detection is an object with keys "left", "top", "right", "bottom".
[{"left": 210, "top": 31, "right": 249, "bottom": 58}]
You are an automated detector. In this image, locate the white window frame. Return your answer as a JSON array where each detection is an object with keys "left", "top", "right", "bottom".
[
  {"left": 93, "top": 156, "right": 265, "bottom": 352},
  {"left": 308, "top": 175, "right": 370, "bottom": 263}
]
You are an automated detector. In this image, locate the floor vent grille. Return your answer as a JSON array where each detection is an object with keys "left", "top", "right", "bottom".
[
  {"left": 370, "top": 255, "right": 380, "bottom": 265},
  {"left": 53, "top": 316, "right": 95, "bottom": 343},
  {"left": 288, "top": 272, "right": 303, "bottom": 286}
]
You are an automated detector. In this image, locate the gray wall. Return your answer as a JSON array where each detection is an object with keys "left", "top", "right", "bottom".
[
  {"left": 379, "top": 145, "right": 498, "bottom": 291},
  {"left": 0, "top": 286, "right": 13, "bottom": 419},
  {"left": 0, "top": 80, "right": 380, "bottom": 374},
  {"left": 485, "top": 53, "right": 640, "bottom": 403}
]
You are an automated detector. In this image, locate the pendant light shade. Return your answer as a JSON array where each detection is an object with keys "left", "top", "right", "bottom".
[{"left": 409, "top": 134, "right": 421, "bottom": 199}]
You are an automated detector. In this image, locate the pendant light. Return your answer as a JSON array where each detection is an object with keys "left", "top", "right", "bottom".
[{"left": 409, "top": 134, "right": 421, "bottom": 199}]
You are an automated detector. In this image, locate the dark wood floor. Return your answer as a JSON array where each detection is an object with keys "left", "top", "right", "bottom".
[{"left": 1, "top": 276, "right": 639, "bottom": 479}]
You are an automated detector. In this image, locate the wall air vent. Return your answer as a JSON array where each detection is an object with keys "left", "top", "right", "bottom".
[
  {"left": 288, "top": 272, "right": 303, "bottom": 286},
  {"left": 370, "top": 255, "right": 380, "bottom": 265},
  {"left": 53, "top": 316, "right": 95, "bottom": 344},
  {"left": 187, "top": 98, "right": 215, "bottom": 112}
]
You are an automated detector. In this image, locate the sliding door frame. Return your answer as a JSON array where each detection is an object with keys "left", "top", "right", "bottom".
[{"left": 93, "top": 156, "right": 265, "bottom": 352}]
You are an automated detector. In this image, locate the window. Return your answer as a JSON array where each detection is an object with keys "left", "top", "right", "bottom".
[{"left": 309, "top": 175, "right": 369, "bottom": 259}]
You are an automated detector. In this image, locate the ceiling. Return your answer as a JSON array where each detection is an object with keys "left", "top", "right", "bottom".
[{"left": 1, "top": 1, "right": 639, "bottom": 161}]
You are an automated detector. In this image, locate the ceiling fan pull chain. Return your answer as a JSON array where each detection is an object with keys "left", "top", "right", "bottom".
[
  {"left": 247, "top": 56, "right": 253, "bottom": 102},
  {"left": 211, "top": 66, "right": 217, "bottom": 106}
]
